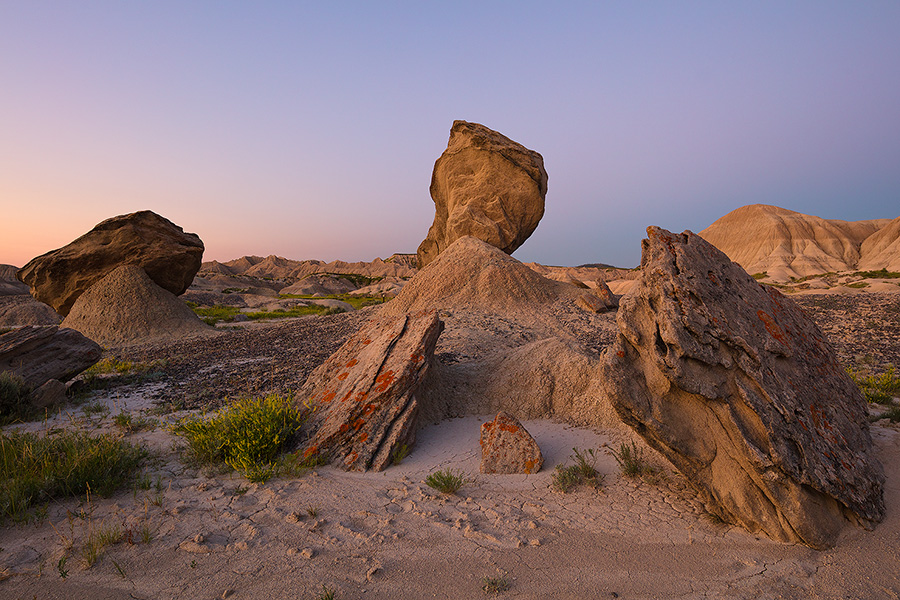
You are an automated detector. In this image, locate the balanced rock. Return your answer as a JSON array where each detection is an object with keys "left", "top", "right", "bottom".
[
  {"left": 600, "top": 227, "right": 885, "bottom": 548},
  {"left": 297, "top": 310, "right": 443, "bottom": 472},
  {"left": 18, "top": 210, "right": 203, "bottom": 316},
  {"left": 480, "top": 412, "right": 543, "bottom": 474},
  {"left": 0, "top": 325, "right": 100, "bottom": 388},
  {"left": 417, "top": 121, "right": 548, "bottom": 268},
  {"left": 61, "top": 264, "right": 213, "bottom": 346}
]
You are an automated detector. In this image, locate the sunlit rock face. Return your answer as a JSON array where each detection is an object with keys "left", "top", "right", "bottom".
[
  {"left": 600, "top": 226, "right": 885, "bottom": 549},
  {"left": 417, "top": 120, "right": 547, "bottom": 269}
]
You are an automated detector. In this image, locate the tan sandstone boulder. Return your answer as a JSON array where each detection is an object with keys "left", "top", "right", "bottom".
[
  {"left": 18, "top": 211, "right": 204, "bottom": 316},
  {"left": 297, "top": 310, "right": 443, "bottom": 472},
  {"left": 480, "top": 412, "right": 544, "bottom": 474},
  {"left": 600, "top": 227, "right": 885, "bottom": 548},
  {"left": 416, "top": 121, "right": 547, "bottom": 268},
  {"left": 0, "top": 325, "right": 100, "bottom": 388}
]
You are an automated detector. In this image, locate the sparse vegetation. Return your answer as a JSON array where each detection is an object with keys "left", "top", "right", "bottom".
[
  {"left": 73, "top": 357, "right": 168, "bottom": 398},
  {"left": 0, "top": 430, "right": 147, "bottom": 522},
  {"left": 81, "top": 522, "right": 122, "bottom": 566},
  {"left": 552, "top": 447, "right": 603, "bottom": 493},
  {"left": 187, "top": 302, "right": 351, "bottom": 325},
  {"left": 848, "top": 366, "right": 900, "bottom": 404},
  {"left": 173, "top": 394, "right": 306, "bottom": 483},
  {"left": 482, "top": 570, "right": 511, "bottom": 594},
  {"left": 278, "top": 293, "right": 387, "bottom": 310},
  {"left": 113, "top": 412, "right": 156, "bottom": 433},
  {"left": 391, "top": 442, "right": 410, "bottom": 465},
  {"left": 0, "top": 371, "right": 33, "bottom": 423},
  {"left": 610, "top": 441, "right": 657, "bottom": 478},
  {"left": 424, "top": 468, "right": 469, "bottom": 494},
  {"left": 751, "top": 272, "right": 768, "bottom": 280},
  {"left": 851, "top": 269, "right": 900, "bottom": 279},
  {"left": 847, "top": 282, "right": 869, "bottom": 289},
  {"left": 315, "top": 584, "right": 337, "bottom": 600}
]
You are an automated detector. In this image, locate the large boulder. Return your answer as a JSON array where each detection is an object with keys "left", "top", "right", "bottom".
[
  {"left": 0, "top": 325, "right": 101, "bottom": 388},
  {"left": 417, "top": 121, "right": 547, "bottom": 269},
  {"left": 61, "top": 264, "right": 213, "bottom": 346},
  {"left": 600, "top": 226, "right": 885, "bottom": 549},
  {"left": 18, "top": 211, "right": 204, "bottom": 316},
  {"left": 297, "top": 310, "right": 443, "bottom": 472}
]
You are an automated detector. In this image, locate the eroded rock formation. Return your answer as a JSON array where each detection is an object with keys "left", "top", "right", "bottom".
[
  {"left": 18, "top": 210, "right": 203, "bottom": 316},
  {"left": 600, "top": 226, "right": 885, "bottom": 548},
  {"left": 297, "top": 310, "right": 443, "bottom": 472},
  {"left": 417, "top": 121, "right": 547, "bottom": 268},
  {"left": 0, "top": 325, "right": 100, "bottom": 388}
]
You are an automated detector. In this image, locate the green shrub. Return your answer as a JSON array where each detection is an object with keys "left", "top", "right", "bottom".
[
  {"left": 424, "top": 468, "right": 469, "bottom": 494},
  {"left": 552, "top": 447, "right": 603, "bottom": 493},
  {"left": 173, "top": 394, "right": 306, "bottom": 483},
  {"left": 751, "top": 272, "right": 768, "bottom": 280},
  {"left": 0, "top": 430, "right": 147, "bottom": 522},
  {"left": 0, "top": 371, "right": 32, "bottom": 421},
  {"left": 848, "top": 367, "right": 900, "bottom": 404},
  {"left": 610, "top": 441, "right": 656, "bottom": 478}
]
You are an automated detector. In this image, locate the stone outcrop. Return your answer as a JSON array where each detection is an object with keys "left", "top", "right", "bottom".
[
  {"left": 480, "top": 412, "right": 544, "bottom": 474},
  {"left": 18, "top": 210, "right": 204, "bottom": 316},
  {"left": 600, "top": 227, "right": 885, "bottom": 548},
  {"left": 417, "top": 121, "right": 547, "bottom": 268},
  {"left": 297, "top": 311, "right": 443, "bottom": 472},
  {"left": 61, "top": 265, "right": 212, "bottom": 346},
  {"left": 0, "top": 325, "right": 101, "bottom": 388}
]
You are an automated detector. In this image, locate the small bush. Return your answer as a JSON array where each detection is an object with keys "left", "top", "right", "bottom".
[
  {"left": 0, "top": 371, "right": 32, "bottom": 422},
  {"left": 848, "top": 367, "right": 900, "bottom": 404},
  {"left": 610, "top": 441, "right": 656, "bottom": 478},
  {"left": 0, "top": 430, "right": 147, "bottom": 522},
  {"left": 173, "top": 394, "right": 306, "bottom": 483},
  {"left": 482, "top": 571, "right": 511, "bottom": 594},
  {"left": 751, "top": 272, "right": 767, "bottom": 280},
  {"left": 552, "top": 447, "right": 603, "bottom": 493},
  {"left": 424, "top": 468, "right": 469, "bottom": 494}
]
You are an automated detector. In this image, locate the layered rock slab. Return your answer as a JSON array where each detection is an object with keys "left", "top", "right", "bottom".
[
  {"left": 18, "top": 210, "right": 204, "bottom": 316},
  {"left": 0, "top": 325, "right": 100, "bottom": 388},
  {"left": 600, "top": 226, "right": 885, "bottom": 548},
  {"left": 480, "top": 412, "right": 544, "bottom": 474},
  {"left": 297, "top": 311, "right": 443, "bottom": 472},
  {"left": 61, "top": 264, "right": 213, "bottom": 346},
  {"left": 417, "top": 120, "right": 548, "bottom": 268}
]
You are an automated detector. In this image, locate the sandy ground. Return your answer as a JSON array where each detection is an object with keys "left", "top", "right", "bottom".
[{"left": 1, "top": 380, "right": 899, "bottom": 600}]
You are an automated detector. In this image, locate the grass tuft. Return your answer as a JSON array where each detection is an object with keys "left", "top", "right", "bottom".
[
  {"left": 552, "top": 447, "right": 603, "bottom": 493},
  {"left": 482, "top": 571, "right": 511, "bottom": 594},
  {"left": 424, "top": 468, "right": 469, "bottom": 494},
  {"left": 173, "top": 394, "right": 306, "bottom": 483},
  {"left": 610, "top": 441, "right": 657, "bottom": 478},
  {"left": 0, "top": 430, "right": 147, "bottom": 522},
  {"left": 0, "top": 371, "right": 33, "bottom": 423}
]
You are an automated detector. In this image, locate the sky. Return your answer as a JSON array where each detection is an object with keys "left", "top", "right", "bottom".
[{"left": 2, "top": 2, "right": 899, "bottom": 269}]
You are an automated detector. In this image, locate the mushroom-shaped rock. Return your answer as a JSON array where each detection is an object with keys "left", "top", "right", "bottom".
[
  {"left": 480, "top": 412, "right": 544, "bottom": 474},
  {"left": 417, "top": 121, "right": 547, "bottom": 269},
  {"left": 297, "top": 310, "right": 443, "bottom": 472},
  {"left": 18, "top": 210, "right": 203, "bottom": 316},
  {"left": 599, "top": 226, "right": 885, "bottom": 549}
]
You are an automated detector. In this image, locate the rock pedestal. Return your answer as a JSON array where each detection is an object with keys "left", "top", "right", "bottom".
[
  {"left": 480, "top": 412, "right": 544, "bottom": 474},
  {"left": 18, "top": 210, "right": 203, "bottom": 316},
  {"left": 297, "top": 311, "right": 443, "bottom": 472},
  {"left": 600, "top": 226, "right": 885, "bottom": 549},
  {"left": 417, "top": 121, "right": 547, "bottom": 269}
]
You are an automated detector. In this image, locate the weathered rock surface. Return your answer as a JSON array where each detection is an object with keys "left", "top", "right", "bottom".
[
  {"left": 0, "top": 325, "right": 101, "bottom": 388},
  {"left": 480, "top": 412, "right": 544, "bottom": 474},
  {"left": 18, "top": 210, "right": 204, "bottom": 316},
  {"left": 297, "top": 311, "right": 443, "bottom": 472},
  {"left": 30, "top": 379, "right": 67, "bottom": 410},
  {"left": 600, "top": 226, "right": 885, "bottom": 548},
  {"left": 0, "top": 296, "right": 62, "bottom": 327},
  {"left": 858, "top": 215, "right": 900, "bottom": 272},
  {"left": 417, "top": 121, "right": 548, "bottom": 268},
  {"left": 61, "top": 264, "right": 213, "bottom": 346}
]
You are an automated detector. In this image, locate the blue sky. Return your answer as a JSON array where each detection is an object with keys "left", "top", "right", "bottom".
[{"left": 2, "top": 2, "right": 899, "bottom": 268}]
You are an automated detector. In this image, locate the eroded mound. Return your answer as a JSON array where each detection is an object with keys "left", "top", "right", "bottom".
[{"left": 61, "top": 264, "right": 213, "bottom": 346}]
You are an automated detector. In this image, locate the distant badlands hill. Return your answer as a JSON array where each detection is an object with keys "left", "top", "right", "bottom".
[
  {"left": 699, "top": 204, "right": 900, "bottom": 281},
  {"left": 199, "top": 253, "right": 420, "bottom": 280}
]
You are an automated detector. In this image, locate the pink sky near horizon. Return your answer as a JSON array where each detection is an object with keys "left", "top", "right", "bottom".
[{"left": 3, "top": 2, "right": 899, "bottom": 269}]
